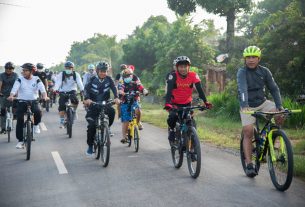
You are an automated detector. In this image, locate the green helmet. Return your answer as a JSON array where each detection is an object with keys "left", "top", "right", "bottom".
[{"left": 243, "top": 46, "right": 261, "bottom": 58}]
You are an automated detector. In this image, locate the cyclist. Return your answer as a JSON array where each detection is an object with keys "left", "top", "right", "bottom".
[
  {"left": 164, "top": 56, "right": 212, "bottom": 144},
  {"left": 7, "top": 63, "right": 48, "bottom": 149},
  {"left": 45, "top": 69, "right": 56, "bottom": 103},
  {"left": 82, "top": 64, "right": 96, "bottom": 86},
  {"left": 118, "top": 67, "right": 148, "bottom": 143},
  {"left": 34, "top": 63, "right": 48, "bottom": 90},
  {"left": 115, "top": 64, "right": 128, "bottom": 86},
  {"left": 53, "top": 61, "right": 84, "bottom": 128},
  {"left": 83, "top": 61, "right": 120, "bottom": 155},
  {"left": 0, "top": 62, "right": 18, "bottom": 134},
  {"left": 237, "top": 46, "right": 283, "bottom": 177}
]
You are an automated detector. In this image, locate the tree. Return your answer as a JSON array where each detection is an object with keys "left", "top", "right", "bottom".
[{"left": 167, "top": 0, "right": 252, "bottom": 58}]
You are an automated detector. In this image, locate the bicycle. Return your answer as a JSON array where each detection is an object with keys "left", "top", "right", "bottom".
[
  {"left": 92, "top": 100, "right": 114, "bottom": 167},
  {"left": 5, "top": 106, "right": 14, "bottom": 143},
  {"left": 124, "top": 91, "right": 141, "bottom": 152},
  {"left": 170, "top": 105, "right": 208, "bottom": 178},
  {"left": 19, "top": 100, "right": 35, "bottom": 160},
  {"left": 240, "top": 109, "right": 302, "bottom": 191},
  {"left": 59, "top": 92, "right": 76, "bottom": 138}
]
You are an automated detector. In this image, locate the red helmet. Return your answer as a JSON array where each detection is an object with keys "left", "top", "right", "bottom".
[{"left": 128, "top": 65, "right": 135, "bottom": 71}]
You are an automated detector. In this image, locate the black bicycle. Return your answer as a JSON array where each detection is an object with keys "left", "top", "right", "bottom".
[
  {"left": 240, "top": 109, "right": 301, "bottom": 191},
  {"left": 170, "top": 105, "right": 208, "bottom": 178},
  {"left": 19, "top": 100, "right": 35, "bottom": 160},
  {"left": 92, "top": 100, "right": 114, "bottom": 167}
]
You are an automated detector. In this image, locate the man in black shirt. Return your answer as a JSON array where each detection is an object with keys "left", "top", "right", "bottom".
[{"left": 83, "top": 61, "right": 120, "bottom": 156}]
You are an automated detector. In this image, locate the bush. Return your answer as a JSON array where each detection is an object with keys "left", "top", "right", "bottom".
[{"left": 282, "top": 98, "right": 305, "bottom": 128}]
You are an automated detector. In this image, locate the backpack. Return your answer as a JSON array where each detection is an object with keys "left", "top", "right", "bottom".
[{"left": 62, "top": 71, "right": 76, "bottom": 82}]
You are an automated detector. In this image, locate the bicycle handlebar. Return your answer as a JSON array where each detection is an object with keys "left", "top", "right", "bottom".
[
  {"left": 172, "top": 105, "right": 209, "bottom": 112},
  {"left": 243, "top": 109, "right": 302, "bottom": 116},
  {"left": 91, "top": 100, "right": 115, "bottom": 107}
]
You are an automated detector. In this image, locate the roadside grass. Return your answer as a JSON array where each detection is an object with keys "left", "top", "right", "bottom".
[{"left": 141, "top": 102, "right": 305, "bottom": 180}]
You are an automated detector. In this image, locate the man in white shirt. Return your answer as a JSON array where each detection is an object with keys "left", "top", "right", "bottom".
[
  {"left": 53, "top": 61, "right": 84, "bottom": 128},
  {"left": 7, "top": 63, "right": 48, "bottom": 149},
  {"left": 82, "top": 64, "right": 96, "bottom": 86}
]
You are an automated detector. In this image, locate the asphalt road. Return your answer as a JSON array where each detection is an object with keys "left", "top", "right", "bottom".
[{"left": 0, "top": 105, "right": 304, "bottom": 207}]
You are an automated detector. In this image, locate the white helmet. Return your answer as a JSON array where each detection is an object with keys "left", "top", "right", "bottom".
[{"left": 87, "top": 64, "right": 95, "bottom": 70}]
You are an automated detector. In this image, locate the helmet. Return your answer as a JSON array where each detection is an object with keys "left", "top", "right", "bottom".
[
  {"left": 128, "top": 65, "right": 135, "bottom": 71},
  {"left": 21, "top": 63, "right": 35, "bottom": 71},
  {"left": 174, "top": 56, "right": 191, "bottom": 66},
  {"left": 64, "top": 61, "right": 74, "bottom": 68},
  {"left": 120, "top": 64, "right": 128, "bottom": 70},
  {"left": 87, "top": 64, "right": 95, "bottom": 70},
  {"left": 96, "top": 61, "right": 110, "bottom": 71},
  {"left": 45, "top": 69, "right": 50, "bottom": 73},
  {"left": 4, "top": 61, "right": 15, "bottom": 69},
  {"left": 243, "top": 46, "right": 261, "bottom": 58},
  {"left": 36, "top": 63, "right": 44, "bottom": 69}
]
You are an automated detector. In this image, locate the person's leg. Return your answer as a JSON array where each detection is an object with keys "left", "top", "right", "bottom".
[
  {"left": 0, "top": 97, "right": 6, "bottom": 132},
  {"left": 32, "top": 102, "right": 42, "bottom": 134},
  {"left": 58, "top": 94, "right": 67, "bottom": 128},
  {"left": 120, "top": 104, "right": 131, "bottom": 143},
  {"left": 15, "top": 102, "right": 26, "bottom": 148},
  {"left": 167, "top": 110, "right": 178, "bottom": 142}
]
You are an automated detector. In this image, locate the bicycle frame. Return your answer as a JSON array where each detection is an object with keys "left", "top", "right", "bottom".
[{"left": 128, "top": 108, "right": 138, "bottom": 140}]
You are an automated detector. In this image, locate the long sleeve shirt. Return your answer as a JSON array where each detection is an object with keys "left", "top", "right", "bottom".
[
  {"left": 237, "top": 65, "right": 282, "bottom": 109},
  {"left": 54, "top": 71, "right": 84, "bottom": 92},
  {"left": 10, "top": 76, "right": 46, "bottom": 100}
]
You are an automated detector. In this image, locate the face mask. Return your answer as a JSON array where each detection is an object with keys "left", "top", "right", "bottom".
[
  {"left": 124, "top": 77, "right": 132, "bottom": 83},
  {"left": 65, "top": 70, "right": 72, "bottom": 75}
]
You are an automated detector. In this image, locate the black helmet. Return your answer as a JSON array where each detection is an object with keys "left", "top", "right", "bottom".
[
  {"left": 4, "top": 61, "right": 15, "bottom": 69},
  {"left": 45, "top": 69, "right": 50, "bottom": 73},
  {"left": 174, "top": 56, "right": 191, "bottom": 66},
  {"left": 96, "top": 61, "right": 110, "bottom": 71},
  {"left": 21, "top": 63, "right": 35, "bottom": 71},
  {"left": 120, "top": 64, "right": 127, "bottom": 70},
  {"left": 36, "top": 63, "right": 44, "bottom": 69},
  {"left": 64, "top": 61, "right": 74, "bottom": 68}
]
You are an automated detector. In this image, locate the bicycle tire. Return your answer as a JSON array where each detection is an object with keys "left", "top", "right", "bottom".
[
  {"left": 67, "top": 108, "right": 73, "bottom": 138},
  {"left": 134, "top": 126, "right": 139, "bottom": 152},
  {"left": 100, "top": 124, "right": 110, "bottom": 167},
  {"left": 94, "top": 127, "right": 101, "bottom": 160},
  {"left": 267, "top": 129, "right": 293, "bottom": 191},
  {"left": 171, "top": 127, "right": 183, "bottom": 168},
  {"left": 50, "top": 95, "right": 53, "bottom": 108},
  {"left": 127, "top": 128, "right": 132, "bottom": 147},
  {"left": 26, "top": 121, "right": 32, "bottom": 160},
  {"left": 186, "top": 127, "right": 201, "bottom": 178},
  {"left": 7, "top": 127, "right": 11, "bottom": 143},
  {"left": 46, "top": 100, "right": 49, "bottom": 112},
  {"left": 240, "top": 129, "right": 261, "bottom": 176}
]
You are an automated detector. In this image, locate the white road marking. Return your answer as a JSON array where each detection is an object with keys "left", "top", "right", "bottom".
[
  {"left": 51, "top": 151, "right": 68, "bottom": 174},
  {"left": 127, "top": 155, "right": 139, "bottom": 158},
  {"left": 39, "top": 122, "right": 47, "bottom": 131}
]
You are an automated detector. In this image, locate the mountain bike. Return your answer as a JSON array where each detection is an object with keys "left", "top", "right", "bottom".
[
  {"left": 170, "top": 105, "right": 208, "bottom": 178},
  {"left": 92, "top": 100, "right": 114, "bottom": 167},
  {"left": 5, "top": 106, "right": 14, "bottom": 142},
  {"left": 240, "top": 109, "right": 302, "bottom": 191},
  {"left": 59, "top": 92, "right": 76, "bottom": 138},
  {"left": 19, "top": 100, "right": 36, "bottom": 160}
]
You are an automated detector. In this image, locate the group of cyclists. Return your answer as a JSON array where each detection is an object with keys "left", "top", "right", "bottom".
[{"left": 0, "top": 45, "right": 285, "bottom": 179}]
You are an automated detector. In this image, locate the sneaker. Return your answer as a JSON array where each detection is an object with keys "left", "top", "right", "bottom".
[
  {"left": 16, "top": 142, "right": 24, "bottom": 149},
  {"left": 33, "top": 125, "right": 40, "bottom": 134},
  {"left": 245, "top": 163, "right": 257, "bottom": 178},
  {"left": 120, "top": 138, "right": 127, "bottom": 144},
  {"left": 0, "top": 129, "right": 6, "bottom": 134},
  {"left": 138, "top": 122, "right": 143, "bottom": 130},
  {"left": 109, "top": 130, "right": 114, "bottom": 137},
  {"left": 86, "top": 146, "right": 93, "bottom": 156}
]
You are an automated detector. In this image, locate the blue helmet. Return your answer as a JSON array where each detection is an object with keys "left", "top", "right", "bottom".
[{"left": 64, "top": 61, "right": 74, "bottom": 68}]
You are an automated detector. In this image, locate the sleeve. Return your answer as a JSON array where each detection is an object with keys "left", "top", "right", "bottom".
[
  {"left": 37, "top": 78, "right": 46, "bottom": 93},
  {"left": 10, "top": 79, "right": 21, "bottom": 95},
  {"left": 75, "top": 72, "right": 84, "bottom": 91},
  {"left": 53, "top": 72, "right": 62, "bottom": 91},
  {"left": 82, "top": 74, "right": 88, "bottom": 86},
  {"left": 237, "top": 68, "right": 249, "bottom": 108},
  {"left": 165, "top": 74, "right": 175, "bottom": 104},
  {"left": 194, "top": 82, "right": 207, "bottom": 102},
  {"left": 115, "top": 73, "right": 121, "bottom": 81},
  {"left": 109, "top": 77, "right": 118, "bottom": 99},
  {"left": 265, "top": 68, "right": 282, "bottom": 109},
  {"left": 192, "top": 72, "right": 201, "bottom": 84},
  {"left": 83, "top": 78, "right": 91, "bottom": 100},
  {"left": 0, "top": 74, "right": 3, "bottom": 82}
]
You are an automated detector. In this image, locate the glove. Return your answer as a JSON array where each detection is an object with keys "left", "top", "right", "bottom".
[
  {"left": 164, "top": 103, "right": 173, "bottom": 112},
  {"left": 143, "top": 88, "right": 149, "bottom": 96},
  {"left": 204, "top": 101, "right": 213, "bottom": 109}
]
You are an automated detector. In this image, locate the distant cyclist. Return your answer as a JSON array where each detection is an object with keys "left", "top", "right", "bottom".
[
  {"left": 7, "top": 63, "right": 48, "bottom": 149},
  {"left": 0, "top": 62, "right": 18, "bottom": 134},
  {"left": 82, "top": 64, "right": 96, "bottom": 86},
  {"left": 33, "top": 63, "right": 48, "bottom": 90},
  {"left": 53, "top": 61, "right": 84, "bottom": 128}
]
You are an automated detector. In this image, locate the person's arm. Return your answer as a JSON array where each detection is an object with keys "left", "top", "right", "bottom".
[
  {"left": 109, "top": 78, "right": 118, "bottom": 99},
  {"left": 194, "top": 82, "right": 207, "bottom": 102},
  {"left": 265, "top": 68, "right": 282, "bottom": 109},
  {"left": 0, "top": 81, "right": 3, "bottom": 95},
  {"left": 165, "top": 75, "right": 175, "bottom": 104},
  {"left": 53, "top": 72, "right": 62, "bottom": 91},
  {"left": 8, "top": 79, "right": 21, "bottom": 101},
  {"left": 237, "top": 68, "right": 249, "bottom": 109}
]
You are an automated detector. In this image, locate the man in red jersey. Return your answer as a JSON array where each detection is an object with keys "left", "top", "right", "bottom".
[{"left": 164, "top": 56, "right": 212, "bottom": 143}]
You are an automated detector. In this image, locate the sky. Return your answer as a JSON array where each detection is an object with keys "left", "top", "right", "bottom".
[{"left": 0, "top": 0, "right": 226, "bottom": 68}]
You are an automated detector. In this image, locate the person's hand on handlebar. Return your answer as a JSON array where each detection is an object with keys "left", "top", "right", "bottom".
[
  {"left": 114, "top": 98, "right": 120, "bottom": 105},
  {"left": 83, "top": 99, "right": 93, "bottom": 106}
]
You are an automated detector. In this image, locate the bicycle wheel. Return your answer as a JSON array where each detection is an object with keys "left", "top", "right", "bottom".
[
  {"left": 46, "top": 100, "right": 49, "bottom": 112},
  {"left": 240, "top": 129, "right": 261, "bottom": 176},
  {"left": 7, "top": 127, "right": 11, "bottom": 143},
  {"left": 100, "top": 125, "right": 110, "bottom": 167},
  {"left": 267, "top": 129, "right": 293, "bottom": 191},
  {"left": 171, "top": 128, "right": 183, "bottom": 168},
  {"left": 133, "top": 126, "right": 139, "bottom": 152},
  {"left": 26, "top": 121, "right": 32, "bottom": 160},
  {"left": 127, "top": 128, "right": 132, "bottom": 147},
  {"left": 67, "top": 108, "right": 73, "bottom": 138},
  {"left": 94, "top": 127, "right": 101, "bottom": 159},
  {"left": 186, "top": 127, "right": 201, "bottom": 178},
  {"left": 50, "top": 95, "right": 53, "bottom": 108}
]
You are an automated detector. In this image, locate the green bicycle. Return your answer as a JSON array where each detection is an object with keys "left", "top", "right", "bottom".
[{"left": 240, "top": 109, "right": 301, "bottom": 191}]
